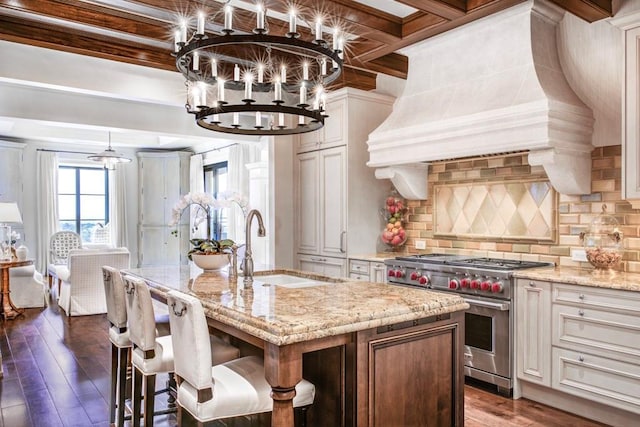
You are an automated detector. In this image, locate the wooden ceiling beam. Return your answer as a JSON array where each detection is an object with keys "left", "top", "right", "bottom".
[
  {"left": 265, "top": 0, "right": 403, "bottom": 45},
  {"left": 397, "top": 0, "right": 467, "bottom": 20},
  {"left": 0, "top": 15, "right": 175, "bottom": 70},
  {"left": 354, "top": 0, "right": 524, "bottom": 63},
  {"left": 548, "top": 0, "right": 612, "bottom": 22}
]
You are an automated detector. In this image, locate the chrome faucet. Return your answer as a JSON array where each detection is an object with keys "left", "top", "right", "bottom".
[{"left": 242, "top": 209, "right": 266, "bottom": 284}]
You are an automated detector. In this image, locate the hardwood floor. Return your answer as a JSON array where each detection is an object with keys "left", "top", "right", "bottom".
[{"left": 0, "top": 295, "right": 609, "bottom": 427}]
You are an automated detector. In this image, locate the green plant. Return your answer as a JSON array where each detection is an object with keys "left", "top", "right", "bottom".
[{"left": 187, "top": 238, "right": 235, "bottom": 260}]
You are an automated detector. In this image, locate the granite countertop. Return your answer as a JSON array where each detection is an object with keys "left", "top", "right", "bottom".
[
  {"left": 125, "top": 266, "right": 468, "bottom": 346},
  {"left": 513, "top": 266, "right": 640, "bottom": 292}
]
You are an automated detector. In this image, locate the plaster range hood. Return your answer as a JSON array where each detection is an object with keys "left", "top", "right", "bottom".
[{"left": 367, "top": 0, "right": 594, "bottom": 199}]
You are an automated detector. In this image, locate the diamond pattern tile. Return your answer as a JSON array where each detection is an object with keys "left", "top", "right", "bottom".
[{"left": 434, "top": 181, "right": 556, "bottom": 240}]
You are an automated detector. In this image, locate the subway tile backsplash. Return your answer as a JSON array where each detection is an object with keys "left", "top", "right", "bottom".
[{"left": 402, "top": 145, "right": 640, "bottom": 272}]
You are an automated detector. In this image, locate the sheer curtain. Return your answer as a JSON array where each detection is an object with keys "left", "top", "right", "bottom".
[
  {"left": 227, "top": 144, "right": 259, "bottom": 243},
  {"left": 36, "top": 151, "right": 59, "bottom": 273},
  {"left": 189, "top": 154, "right": 206, "bottom": 238},
  {"left": 109, "top": 164, "right": 129, "bottom": 248}
]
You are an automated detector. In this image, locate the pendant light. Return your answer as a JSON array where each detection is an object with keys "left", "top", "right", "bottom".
[{"left": 88, "top": 132, "right": 131, "bottom": 170}]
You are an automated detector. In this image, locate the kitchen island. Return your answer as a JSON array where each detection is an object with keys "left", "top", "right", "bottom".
[{"left": 125, "top": 266, "right": 469, "bottom": 427}]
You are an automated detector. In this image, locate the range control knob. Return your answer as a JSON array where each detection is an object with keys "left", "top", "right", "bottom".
[
  {"left": 460, "top": 278, "right": 471, "bottom": 288},
  {"left": 470, "top": 279, "right": 480, "bottom": 289},
  {"left": 388, "top": 269, "right": 396, "bottom": 278},
  {"left": 395, "top": 270, "right": 405, "bottom": 278},
  {"left": 480, "top": 281, "right": 492, "bottom": 292},
  {"left": 449, "top": 279, "right": 459, "bottom": 290},
  {"left": 491, "top": 282, "right": 504, "bottom": 293},
  {"left": 418, "top": 276, "right": 429, "bottom": 285},
  {"left": 410, "top": 271, "right": 421, "bottom": 281}
]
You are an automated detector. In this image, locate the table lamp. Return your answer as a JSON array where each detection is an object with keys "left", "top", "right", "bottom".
[{"left": 0, "top": 202, "right": 23, "bottom": 261}]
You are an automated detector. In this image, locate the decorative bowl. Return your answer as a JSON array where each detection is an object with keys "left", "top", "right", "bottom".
[{"left": 191, "top": 253, "right": 230, "bottom": 271}]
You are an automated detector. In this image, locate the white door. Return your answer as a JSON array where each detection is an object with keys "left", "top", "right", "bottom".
[
  {"left": 296, "top": 152, "right": 320, "bottom": 254},
  {"left": 516, "top": 279, "right": 551, "bottom": 386},
  {"left": 320, "top": 146, "right": 346, "bottom": 257}
]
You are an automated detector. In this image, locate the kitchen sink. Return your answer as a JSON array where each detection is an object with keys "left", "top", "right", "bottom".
[{"left": 252, "top": 274, "right": 332, "bottom": 288}]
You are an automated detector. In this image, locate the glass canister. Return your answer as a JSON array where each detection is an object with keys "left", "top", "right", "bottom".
[
  {"left": 580, "top": 205, "right": 622, "bottom": 270},
  {"left": 380, "top": 193, "right": 407, "bottom": 250}
]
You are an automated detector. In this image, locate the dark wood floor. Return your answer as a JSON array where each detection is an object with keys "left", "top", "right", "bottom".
[{"left": 0, "top": 295, "right": 609, "bottom": 427}]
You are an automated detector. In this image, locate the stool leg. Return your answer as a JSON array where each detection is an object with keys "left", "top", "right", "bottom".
[
  {"left": 144, "top": 374, "right": 156, "bottom": 427},
  {"left": 132, "top": 367, "right": 143, "bottom": 427},
  {"left": 109, "top": 344, "right": 118, "bottom": 425},
  {"left": 116, "top": 347, "right": 128, "bottom": 427}
]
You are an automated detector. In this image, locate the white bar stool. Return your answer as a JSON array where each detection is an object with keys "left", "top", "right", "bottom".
[
  {"left": 167, "top": 290, "right": 316, "bottom": 426},
  {"left": 102, "top": 266, "right": 171, "bottom": 427}
]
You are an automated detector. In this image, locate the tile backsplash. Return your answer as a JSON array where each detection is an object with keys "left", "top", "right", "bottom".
[{"left": 403, "top": 145, "right": 640, "bottom": 272}]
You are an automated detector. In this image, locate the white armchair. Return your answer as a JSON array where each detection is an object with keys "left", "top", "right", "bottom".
[
  {"left": 58, "top": 248, "right": 130, "bottom": 316},
  {"left": 10, "top": 265, "right": 46, "bottom": 308}
]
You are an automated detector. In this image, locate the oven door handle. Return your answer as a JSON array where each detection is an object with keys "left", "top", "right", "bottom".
[{"left": 463, "top": 298, "right": 510, "bottom": 311}]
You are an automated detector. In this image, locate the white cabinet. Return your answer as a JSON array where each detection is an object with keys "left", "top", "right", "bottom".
[
  {"left": 298, "top": 254, "right": 347, "bottom": 278},
  {"left": 516, "top": 278, "right": 640, "bottom": 416},
  {"left": 516, "top": 279, "right": 551, "bottom": 386},
  {"left": 551, "top": 283, "right": 640, "bottom": 414},
  {"left": 296, "top": 147, "right": 346, "bottom": 258},
  {"left": 294, "top": 88, "right": 394, "bottom": 278},
  {"left": 349, "top": 258, "right": 388, "bottom": 283},
  {"left": 621, "top": 22, "right": 640, "bottom": 206},
  {"left": 370, "top": 262, "right": 387, "bottom": 283},
  {"left": 296, "top": 98, "right": 346, "bottom": 153},
  {"left": 138, "top": 152, "right": 190, "bottom": 267}
]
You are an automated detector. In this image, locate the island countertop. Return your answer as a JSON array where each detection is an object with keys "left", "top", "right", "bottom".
[{"left": 124, "top": 266, "right": 469, "bottom": 346}]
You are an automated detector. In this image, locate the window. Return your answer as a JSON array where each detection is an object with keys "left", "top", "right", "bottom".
[
  {"left": 204, "top": 162, "right": 228, "bottom": 240},
  {"left": 58, "top": 166, "right": 110, "bottom": 243}
]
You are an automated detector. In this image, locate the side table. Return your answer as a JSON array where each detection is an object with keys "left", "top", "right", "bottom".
[{"left": 0, "top": 258, "right": 33, "bottom": 319}]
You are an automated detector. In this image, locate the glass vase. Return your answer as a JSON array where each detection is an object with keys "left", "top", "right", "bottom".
[{"left": 0, "top": 225, "right": 11, "bottom": 261}]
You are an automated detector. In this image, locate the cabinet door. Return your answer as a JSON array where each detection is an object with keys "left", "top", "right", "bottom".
[
  {"left": 139, "top": 226, "right": 169, "bottom": 266},
  {"left": 320, "top": 146, "right": 346, "bottom": 257},
  {"left": 623, "top": 27, "right": 640, "bottom": 202},
  {"left": 296, "top": 152, "right": 320, "bottom": 254},
  {"left": 297, "top": 254, "right": 346, "bottom": 278},
  {"left": 321, "top": 98, "right": 345, "bottom": 146},
  {"left": 370, "top": 262, "right": 387, "bottom": 283},
  {"left": 296, "top": 126, "right": 323, "bottom": 153},
  {"left": 140, "top": 157, "right": 169, "bottom": 226},
  {"left": 516, "top": 279, "right": 551, "bottom": 386}
]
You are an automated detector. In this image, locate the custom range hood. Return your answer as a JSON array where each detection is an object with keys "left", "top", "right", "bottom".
[{"left": 368, "top": 0, "right": 594, "bottom": 199}]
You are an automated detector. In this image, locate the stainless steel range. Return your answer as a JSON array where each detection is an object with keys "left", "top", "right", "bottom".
[{"left": 384, "top": 253, "right": 553, "bottom": 395}]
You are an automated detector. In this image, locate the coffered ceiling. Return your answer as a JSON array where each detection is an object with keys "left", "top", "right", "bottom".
[{"left": 0, "top": 0, "right": 614, "bottom": 91}]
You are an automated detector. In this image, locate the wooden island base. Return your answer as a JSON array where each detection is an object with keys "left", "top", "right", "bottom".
[{"left": 303, "top": 312, "right": 465, "bottom": 427}]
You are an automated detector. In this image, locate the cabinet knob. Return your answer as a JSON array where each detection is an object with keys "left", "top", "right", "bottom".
[
  {"left": 579, "top": 294, "right": 585, "bottom": 300},
  {"left": 578, "top": 309, "right": 585, "bottom": 316},
  {"left": 578, "top": 355, "right": 585, "bottom": 362},
  {"left": 529, "top": 281, "right": 535, "bottom": 287}
]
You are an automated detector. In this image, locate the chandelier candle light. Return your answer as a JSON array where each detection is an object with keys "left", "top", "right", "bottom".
[{"left": 174, "top": 2, "right": 344, "bottom": 135}]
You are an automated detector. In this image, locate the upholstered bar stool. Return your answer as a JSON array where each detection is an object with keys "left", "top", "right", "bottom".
[
  {"left": 123, "top": 276, "right": 240, "bottom": 427},
  {"left": 102, "top": 266, "right": 171, "bottom": 427},
  {"left": 167, "top": 290, "right": 316, "bottom": 426}
]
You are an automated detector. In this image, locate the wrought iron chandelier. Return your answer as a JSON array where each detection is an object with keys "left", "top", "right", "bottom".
[{"left": 174, "top": 2, "right": 344, "bottom": 136}]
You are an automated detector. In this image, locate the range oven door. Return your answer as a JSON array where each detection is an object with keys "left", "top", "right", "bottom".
[{"left": 463, "top": 296, "right": 511, "bottom": 389}]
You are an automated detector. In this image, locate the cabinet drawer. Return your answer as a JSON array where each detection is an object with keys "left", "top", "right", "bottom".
[
  {"left": 552, "top": 347, "right": 640, "bottom": 414},
  {"left": 552, "top": 303, "right": 640, "bottom": 364},
  {"left": 349, "top": 259, "right": 369, "bottom": 274},
  {"left": 553, "top": 283, "right": 640, "bottom": 316},
  {"left": 349, "top": 273, "right": 369, "bottom": 282}
]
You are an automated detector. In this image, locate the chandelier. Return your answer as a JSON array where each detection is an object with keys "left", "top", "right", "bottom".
[
  {"left": 174, "top": 3, "right": 344, "bottom": 136},
  {"left": 88, "top": 133, "right": 132, "bottom": 170}
]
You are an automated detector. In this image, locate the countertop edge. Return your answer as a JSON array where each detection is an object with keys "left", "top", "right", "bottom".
[{"left": 513, "top": 266, "right": 640, "bottom": 292}]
